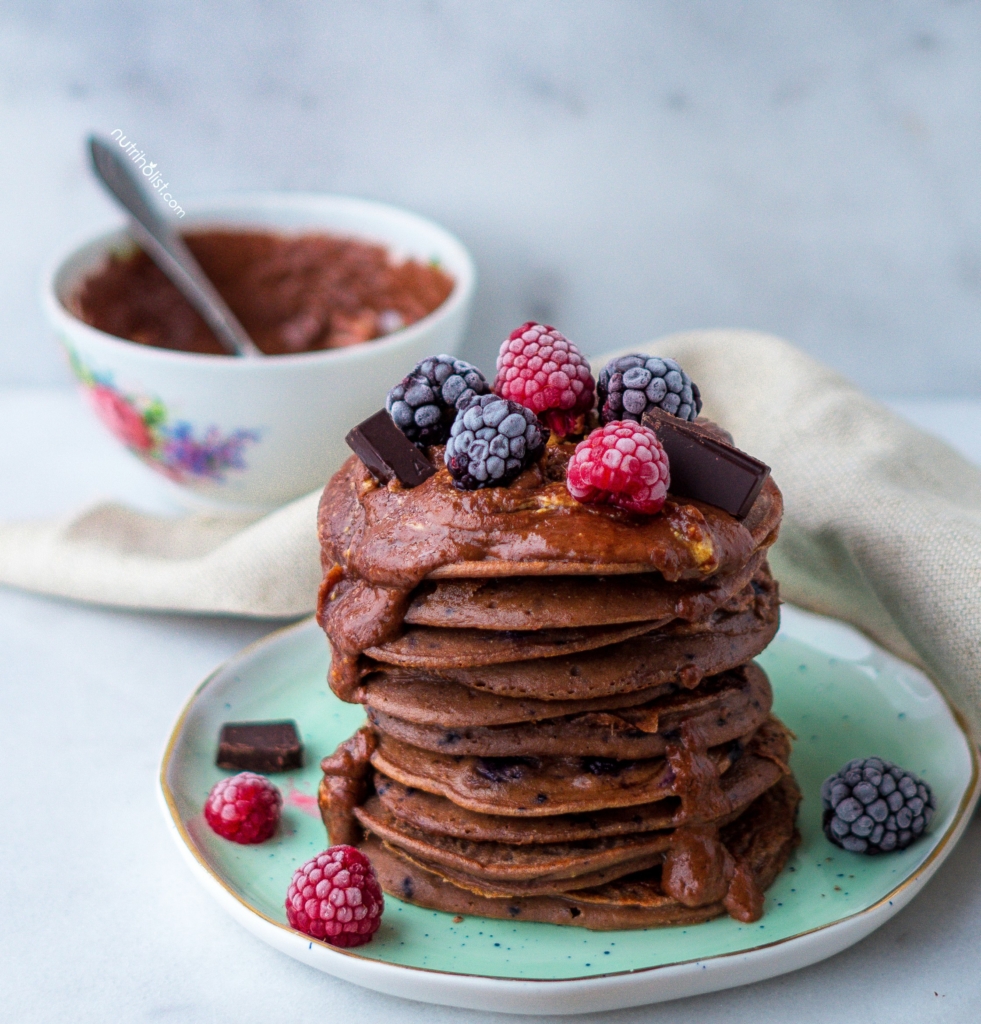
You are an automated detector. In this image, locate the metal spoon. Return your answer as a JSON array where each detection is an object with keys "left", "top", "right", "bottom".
[{"left": 87, "top": 135, "right": 263, "bottom": 357}]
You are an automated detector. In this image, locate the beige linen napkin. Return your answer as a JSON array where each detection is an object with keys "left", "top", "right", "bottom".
[{"left": 2, "top": 330, "right": 979, "bottom": 736}]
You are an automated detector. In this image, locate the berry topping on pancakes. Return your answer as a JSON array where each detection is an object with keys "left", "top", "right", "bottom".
[
  {"left": 445, "top": 395, "right": 548, "bottom": 490},
  {"left": 494, "top": 322, "right": 594, "bottom": 437},
  {"left": 598, "top": 354, "right": 701, "bottom": 424},
  {"left": 566, "top": 420, "right": 670, "bottom": 515},
  {"left": 386, "top": 355, "right": 490, "bottom": 446}
]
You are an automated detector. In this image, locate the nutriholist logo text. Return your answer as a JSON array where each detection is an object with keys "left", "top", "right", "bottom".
[{"left": 109, "top": 129, "right": 185, "bottom": 217}]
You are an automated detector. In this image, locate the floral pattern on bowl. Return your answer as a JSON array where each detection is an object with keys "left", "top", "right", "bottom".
[{"left": 69, "top": 349, "right": 260, "bottom": 483}]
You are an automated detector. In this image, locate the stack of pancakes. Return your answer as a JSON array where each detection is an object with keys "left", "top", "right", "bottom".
[{"left": 316, "top": 428, "right": 800, "bottom": 930}]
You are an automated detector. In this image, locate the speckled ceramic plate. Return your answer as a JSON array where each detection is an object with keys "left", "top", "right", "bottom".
[{"left": 158, "top": 606, "right": 979, "bottom": 1015}]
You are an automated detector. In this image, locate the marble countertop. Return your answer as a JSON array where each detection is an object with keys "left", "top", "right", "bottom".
[{"left": 1, "top": 389, "right": 979, "bottom": 1024}]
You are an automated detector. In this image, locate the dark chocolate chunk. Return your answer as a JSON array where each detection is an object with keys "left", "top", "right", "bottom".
[
  {"left": 217, "top": 720, "right": 303, "bottom": 773},
  {"left": 346, "top": 409, "right": 436, "bottom": 487},
  {"left": 642, "top": 408, "right": 770, "bottom": 519}
]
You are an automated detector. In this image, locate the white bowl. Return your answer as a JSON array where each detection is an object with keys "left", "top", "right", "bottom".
[{"left": 42, "top": 193, "right": 476, "bottom": 511}]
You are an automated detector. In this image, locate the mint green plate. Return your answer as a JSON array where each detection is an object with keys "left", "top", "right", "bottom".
[{"left": 159, "top": 606, "right": 979, "bottom": 1015}]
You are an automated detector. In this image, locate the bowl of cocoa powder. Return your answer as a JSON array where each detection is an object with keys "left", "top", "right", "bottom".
[{"left": 43, "top": 193, "right": 475, "bottom": 510}]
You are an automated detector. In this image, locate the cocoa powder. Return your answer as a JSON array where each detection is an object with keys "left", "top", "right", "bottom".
[{"left": 68, "top": 229, "right": 455, "bottom": 356}]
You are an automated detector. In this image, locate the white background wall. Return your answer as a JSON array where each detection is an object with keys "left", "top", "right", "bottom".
[{"left": 2, "top": 0, "right": 980, "bottom": 395}]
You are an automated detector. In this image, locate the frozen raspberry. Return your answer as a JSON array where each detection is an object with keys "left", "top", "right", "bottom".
[
  {"left": 286, "top": 845, "right": 384, "bottom": 947},
  {"left": 386, "top": 355, "right": 490, "bottom": 446},
  {"left": 204, "top": 772, "right": 282, "bottom": 844},
  {"left": 822, "top": 758, "right": 936, "bottom": 854},
  {"left": 493, "top": 322, "right": 595, "bottom": 437},
  {"left": 445, "top": 394, "right": 548, "bottom": 490},
  {"left": 566, "top": 421, "right": 670, "bottom": 514},
  {"left": 597, "top": 354, "right": 701, "bottom": 424}
]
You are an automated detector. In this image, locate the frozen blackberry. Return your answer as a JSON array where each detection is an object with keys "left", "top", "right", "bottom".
[
  {"left": 444, "top": 394, "right": 548, "bottom": 490},
  {"left": 386, "top": 355, "right": 490, "bottom": 446},
  {"left": 822, "top": 757, "right": 936, "bottom": 855},
  {"left": 597, "top": 354, "right": 702, "bottom": 424}
]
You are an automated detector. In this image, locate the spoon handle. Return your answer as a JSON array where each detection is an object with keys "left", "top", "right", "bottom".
[{"left": 88, "top": 136, "right": 263, "bottom": 358}]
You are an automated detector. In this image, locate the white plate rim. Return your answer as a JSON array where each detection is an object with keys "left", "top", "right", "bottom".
[{"left": 158, "top": 612, "right": 981, "bottom": 1015}]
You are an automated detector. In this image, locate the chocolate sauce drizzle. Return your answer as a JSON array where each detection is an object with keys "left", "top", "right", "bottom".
[
  {"left": 318, "top": 726, "right": 376, "bottom": 846},
  {"left": 660, "top": 721, "right": 766, "bottom": 919}
]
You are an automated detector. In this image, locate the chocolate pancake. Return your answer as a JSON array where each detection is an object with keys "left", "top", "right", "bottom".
[
  {"left": 317, "top": 519, "right": 783, "bottom": 667},
  {"left": 354, "top": 577, "right": 778, "bottom": 699},
  {"left": 364, "top": 618, "right": 671, "bottom": 669},
  {"left": 354, "top": 673, "right": 678, "bottom": 727},
  {"left": 369, "top": 728, "right": 749, "bottom": 818},
  {"left": 365, "top": 663, "right": 772, "bottom": 758},
  {"left": 403, "top": 549, "right": 768, "bottom": 631},
  {"left": 363, "top": 775, "right": 801, "bottom": 929},
  {"left": 380, "top": 849, "right": 663, "bottom": 898},
  {"left": 369, "top": 729, "right": 787, "bottom": 844},
  {"left": 355, "top": 770, "right": 786, "bottom": 897},
  {"left": 322, "top": 716, "right": 791, "bottom": 844},
  {"left": 356, "top": 801, "right": 679, "bottom": 890},
  {"left": 364, "top": 563, "right": 778, "bottom": 671}
]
